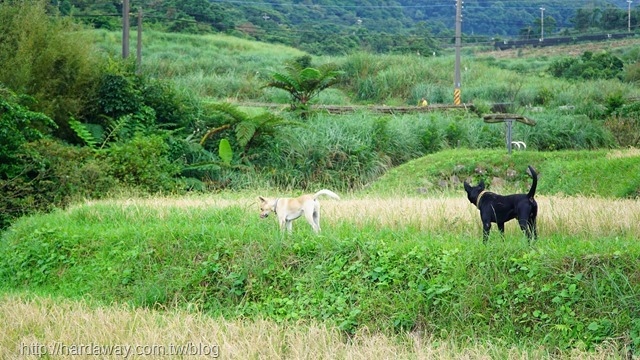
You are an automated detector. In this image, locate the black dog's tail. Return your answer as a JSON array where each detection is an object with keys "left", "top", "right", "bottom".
[{"left": 527, "top": 165, "right": 538, "bottom": 199}]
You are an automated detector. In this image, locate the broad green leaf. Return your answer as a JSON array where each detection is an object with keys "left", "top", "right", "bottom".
[{"left": 218, "top": 138, "right": 233, "bottom": 166}]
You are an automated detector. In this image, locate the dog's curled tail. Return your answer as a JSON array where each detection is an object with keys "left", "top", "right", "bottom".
[
  {"left": 314, "top": 189, "right": 340, "bottom": 200},
  {"left": 527, "top": 165, "right": 538, "bottom": 199}
]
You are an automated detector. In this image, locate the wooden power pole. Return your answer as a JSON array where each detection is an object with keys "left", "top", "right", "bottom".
[
  {"left": 137, "top": 8, "right": 142, "bottom": 73},
  {"left": 122, "top": 0, "right": 130, "bottom": 58},
  {"left": 454, "top": 0, "right": 462, "bottom": 105}
]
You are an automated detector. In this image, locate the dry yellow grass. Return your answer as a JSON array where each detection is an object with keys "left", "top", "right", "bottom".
[
  {"left": 606, "top": 148, "right": 640, "bottom": 159},
  {"left": 83, "top": 194, "right": 640, "bottom": 239},
  {"left": 0, "top": 294, "right": 624, "bottom": 359}
]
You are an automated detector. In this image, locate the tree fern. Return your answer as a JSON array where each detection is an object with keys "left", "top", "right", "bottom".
[
  {"left": 264, "top": 60, "right": 343, "bottom": 112},
  {"left": 197, "top": 103, "right": 301, "bottom": 166},
  {"left": 101, "top": 116, "right": 128, "bottom": 149},
  {"left": 235, "top": 121, "right": 256, "bottom": 148},
  {"left": 68, "top": 118, "right": 98, "bottom": 148}
]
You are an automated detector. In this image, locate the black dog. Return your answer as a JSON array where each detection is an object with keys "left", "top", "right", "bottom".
[{"left": 463, "top": 165, "right": 538, "bottom": 243}]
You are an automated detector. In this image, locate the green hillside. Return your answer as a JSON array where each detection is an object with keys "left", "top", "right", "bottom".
[
  {"left": 366, "top": 148, "right": 640, "bottom": 198},
  {"left": 60, "top": 0, "right": 638, "bottom": 55}
]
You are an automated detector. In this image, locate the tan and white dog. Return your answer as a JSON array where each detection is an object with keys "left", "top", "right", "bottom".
[{"left": 258, "top": 189, "right": 340, "bottom": 233}]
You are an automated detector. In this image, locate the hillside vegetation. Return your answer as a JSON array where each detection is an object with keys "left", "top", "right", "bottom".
[
  {"left": 2, "top": 1, "right": 640, "bottom": 232},
  {"left": 2, "top": 4, "right": 640, "bottom": 357},
  {"left": 61, "top": 0, "right": 638, "bottom": 55},
  {"left": 1, "top": 149, "right": 639, "bottom": 355},
  {"left": 367, "top": 148, "right": 640, "bottom": 198}
]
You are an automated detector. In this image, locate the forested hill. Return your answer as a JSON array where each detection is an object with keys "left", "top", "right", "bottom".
[{"left": 54, "top": 0, "right": 636, "bottom": 54}]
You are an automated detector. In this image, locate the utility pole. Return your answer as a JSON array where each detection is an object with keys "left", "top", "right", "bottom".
[
  {"left": 122, "top": 0, "right": 130, "bottom": 58},
  {"left": 136, "top": 8, "right": 142, "bottom": 74},
  {"left": 539, "top": 7, "right": 545, "bottom": 41},
  {"left": 628, "top": 0, "right": 633, "bottom": 32},
  {"left": 454, "top": 0, "right": 462, "bottom": 105}
]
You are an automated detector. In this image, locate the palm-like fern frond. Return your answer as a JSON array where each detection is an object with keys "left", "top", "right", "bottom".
[
  {"left": 264, "top": 61, "right": 343, "bottom": 112},
  {"left": 235, "top": 121, "right": 256, "bottom": 148},
  {"left": 69, "top": 119, "right": 98, "bottom": 149}
]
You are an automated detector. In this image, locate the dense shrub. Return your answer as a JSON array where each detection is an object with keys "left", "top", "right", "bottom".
[
  {"left": 0, "top": 89, "right": 57, "bottom": 179},
  {"left": 623, "top": 62, "right": 640, "bottom": 83},
  {"left": 548, "top": 51, "right": 624, "bottom": 80},
  {"left": 604, "top": 101, "right": 640, "bottom": 147},
  {"left": 102, "top": 135, "right": 182, "bottom": 193},
  {"left": 81, "top": 60, "right": 199, "bottom": 145},
  {"left": 0, "top": 139, "right": 115, "bottom": 229},
  {"left": 526, "top": 113, "right": 615, "bottom": 151}
]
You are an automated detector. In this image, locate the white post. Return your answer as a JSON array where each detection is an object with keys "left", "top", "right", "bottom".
[{"left": 506, "top": 120, "right": 513, "bottom": 154}]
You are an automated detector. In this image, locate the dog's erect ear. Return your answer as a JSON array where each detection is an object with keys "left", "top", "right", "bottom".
[
  {"left": 463, "top": 181, "right": 471, "bottom": 191},
  {"left": 258, "top": 196, "right": 266, "bottom": 203},
  {"left": 478, "top": 180, "right": 486, "bottom": 191}
]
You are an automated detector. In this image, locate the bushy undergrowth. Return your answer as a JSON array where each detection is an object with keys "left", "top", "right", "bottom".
[
  {"left": 0, "top": 200, "right": 638, "bottom": 352},
  {"left": 0, "top": 136, "right": 182, "bottom": 229}
]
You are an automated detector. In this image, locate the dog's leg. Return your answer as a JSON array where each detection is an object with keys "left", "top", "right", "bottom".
[
  {"left": 314, "top": 202, "right": 321, "bottom": 232},
  {"left": 518, "top": 217, "right": 534, "bottom": 240},
  {"left": 482, "top": 221, "right": 491, "bottom": 243},
  {"left": 304, "top": 210, "right": 319, "bottom": 233},
  {"left": 301, "top": 201, "right": 321, "bottom": 233},
  {"left": 527, "top": 217, "right": 538, "bottom": 242},
  {"left": 286, "top": 219, "right": 293, "bottom": 233},
  {"left": 530, "top": 221, "right": 537, "bottom": 241},
  {"left": 479, "top": 210, "right": 492, "bottom": 243},
  {"left": 531, "top": 205, "right": 538, "bottom": 241},
  {"left": 314, "top": 210, "right": 321, "bottom": 232},
  {"left": 497, "top": 222, "right": 506, "bottom": 239}
]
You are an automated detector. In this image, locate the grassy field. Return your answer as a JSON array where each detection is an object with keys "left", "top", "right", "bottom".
[
  {"left": 1, "top": 149, "right": 639, "bottom": 358},
  {"left": 90, "top": 28, "right": 640, "bottom": 108}
]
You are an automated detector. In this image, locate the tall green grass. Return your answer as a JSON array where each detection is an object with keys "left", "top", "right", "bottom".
[
  {"left": 241, "top": 113, "right": 621, "bottom": 191},
  {"left": 90, "top": 29, "right": 640, "bottom": 111}
]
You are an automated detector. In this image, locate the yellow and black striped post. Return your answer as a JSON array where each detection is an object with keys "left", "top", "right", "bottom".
[{"left": 453, "top": 87, "right": 461, "bottom": 105}]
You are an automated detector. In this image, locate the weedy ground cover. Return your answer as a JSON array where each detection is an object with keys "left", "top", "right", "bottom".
[{"left": 1, "top": 193, "right": 638, "bottom": 355}]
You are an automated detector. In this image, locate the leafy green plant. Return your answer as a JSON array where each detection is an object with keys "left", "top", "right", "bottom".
[
  {"left": 0, "top": 138, "right": 116, "bottom": 229},
  {"left": 218, "top": 138, "right": 233, "bottom": 167},
  {"left": 70, "top": 116, "right": 131, "bottom": 149},
  {"left": 0, "top": 0, "right": 102, "bottom": 141},
  {"left": 604, "top": 101, "right": 640, "bottom": 147},
  {"left": 102, "top": 134, "right": 181, "bottom": 192},
  {"left": 197, "top": 102, "right": 300, "bottom": 164},
  {"left": 264, "top": 57, "right": 343, "bottom": 115},
  {"left": 548, "top": 51, "right": 624, "bottom": 80},
  {"left": 0, "top": 88, "right": 57, "bottom": 179}
]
